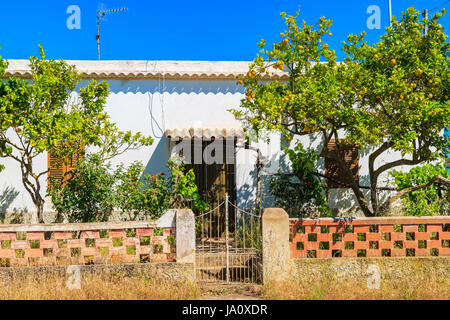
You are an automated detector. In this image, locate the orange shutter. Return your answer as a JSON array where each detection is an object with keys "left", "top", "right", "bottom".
[
  {"left": 324, "top": 140, "right": 359, "bottom": 188},
  {"left": 47, "top": 143, "right": 85, "bottom": 186}
]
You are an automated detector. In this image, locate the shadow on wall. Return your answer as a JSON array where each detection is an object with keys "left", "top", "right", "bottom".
[
  {"left": 0, "top": 187, "right": 19, "bottom": 221},
  {"left": 0, "top": 187, "right": 29, "bottom": 224},
  {"left": 237, "top": 157, "right": 277, "bottom": 212},
  {"left": 143, "top": 136, "right": 170, "bottom": 177},
  {"left": 79, "top": 79, "right": 246, "bottom": 95}
]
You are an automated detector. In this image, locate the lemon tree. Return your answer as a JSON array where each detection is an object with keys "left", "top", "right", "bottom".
[
  {"left": 231, "top": 6, "right": 449, "bottom": 216},
  {"left": 0, "top": 46, "right": 153, "bottom": 223}
]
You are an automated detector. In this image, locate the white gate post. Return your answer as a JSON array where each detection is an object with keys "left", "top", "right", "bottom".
[
  {"left": 261, "top": 208, "right": 290, "bottom": 283},
  {"left": 175, "top": 209, "right": 195, "bottom": 264}
]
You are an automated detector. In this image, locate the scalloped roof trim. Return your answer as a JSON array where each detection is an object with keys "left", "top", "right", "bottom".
[{"left": 3, "top": 60, "right": 289, "bottom": 81}]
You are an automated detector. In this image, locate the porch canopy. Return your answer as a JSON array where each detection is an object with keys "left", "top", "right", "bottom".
[{"left": 165, "top": 127, "right": 244, "bottom": 141}]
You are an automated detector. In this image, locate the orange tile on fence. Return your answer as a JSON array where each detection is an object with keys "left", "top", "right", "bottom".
[
  {"left": 290, "top": 217, "right": 450, "bottom": 259},
  {"left": 0, "top": 224, "right": 175, "bottom": 267}
]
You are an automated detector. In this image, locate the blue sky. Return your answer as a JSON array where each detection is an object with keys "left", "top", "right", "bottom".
[{"left": 0, "top": 0, "right": 448, "bottom": 61}]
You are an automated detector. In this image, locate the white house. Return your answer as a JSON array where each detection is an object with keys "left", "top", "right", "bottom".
[{"left": 0, "top": 60, "right": 410, "bottom": 223}]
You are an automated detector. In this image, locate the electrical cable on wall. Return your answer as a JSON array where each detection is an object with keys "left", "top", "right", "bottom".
[{"left": 148, "top": 72, "right": 167, "bottom": 139}]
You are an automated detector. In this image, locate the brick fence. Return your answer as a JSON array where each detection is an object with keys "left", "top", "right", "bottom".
[
  {"left": 0, "top": 220, "right": 176, "bottom": 267},
  {"left": 290, "top": 216, "right": 450, "bottom": 259}
]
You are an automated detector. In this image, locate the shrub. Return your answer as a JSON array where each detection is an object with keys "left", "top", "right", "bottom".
[
  {"left": 270, "top": 143, "right": 330, "bottom": 217},
  {"left": 390, "top": 162, "right": 449, "bottom": 216},
  {"left": 48, "top": 154, "right": 209, "bottom": 222},
  {"left": 47, "top": 154, "right": 117, "bottom": 223}
]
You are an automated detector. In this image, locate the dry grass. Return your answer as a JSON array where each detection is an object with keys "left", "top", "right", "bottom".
[
  {"left": 263, "top": 274, "right": 450, "bottom": 300},
  {"left": 0, "top": 274, "right": 200, "bottom": 300}
]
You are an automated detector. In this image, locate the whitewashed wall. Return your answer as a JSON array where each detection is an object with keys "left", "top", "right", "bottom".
[
  {"left": 0, "top": 76, "right": 422, "bottom": 221},
  {"left": 0, "top": 78, "right": 284, "bottom": 220}
]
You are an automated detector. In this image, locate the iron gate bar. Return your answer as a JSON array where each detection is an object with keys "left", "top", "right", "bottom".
[{"left": 195, "top": 193, "right": 262, "bottom": 284}]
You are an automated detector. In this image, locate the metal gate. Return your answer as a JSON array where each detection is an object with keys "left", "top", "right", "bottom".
[{"left": 195, "top": 193, "right": 262, "bottom": 284}]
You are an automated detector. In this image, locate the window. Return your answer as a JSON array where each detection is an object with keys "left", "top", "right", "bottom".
[
  {"left": 47, "top": 144, "right": 84, "bottom": 186},
  {"left": 324, "top": 139, "right": 359, "bottom": 188},
  {"left": 175, "top": 139, "right": 236, "bottom": 206}
]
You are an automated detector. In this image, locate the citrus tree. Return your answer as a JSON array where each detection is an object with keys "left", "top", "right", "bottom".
[
  {"left": 0, "top": 46, "right": 153, "bottom": 223},
  {"left": 231, "top": 6, "right": 450, "bottom": 216}
]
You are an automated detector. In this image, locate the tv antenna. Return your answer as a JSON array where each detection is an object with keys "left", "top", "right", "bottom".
[{"left": 96, "top": 6, "right": 128, "bottom": 60}]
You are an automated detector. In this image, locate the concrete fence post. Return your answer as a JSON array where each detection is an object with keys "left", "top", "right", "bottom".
[
  {"left": 262, "top": 208, "right": 290, "bottom": 283},
  {"left": 174, "top": 209, "right": 195, "bottom": 264}
]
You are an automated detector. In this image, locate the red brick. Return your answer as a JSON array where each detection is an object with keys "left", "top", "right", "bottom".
[
  {"left": 366, "top": 233, "right": 381, "bottom": 241},
  {"left": 355, "top": 242, "right": 369, "bottom": 250},
  {"left": 440, "top": 248, "right": 450, "bottom": 256},
  {"left": 0, "top": 249, "right": 13, "bottom": 258},
  {"left": 402, "top": 225, "right": 418, "bottom": 232},
  {"left": 0, "top": 233, "right": 17, "bottom": 240},
  {"left": 440, "top": 232, "right": 450, "bottom": 240},
  {"left": 390, "top": 233, "right": 405, "bottom": 241},
  {"left": 391, "top": 249, "right": 405, "bottom": 257},
  {"left": 81, "top": 231, "right": 100, "bottom": 239},
  {"left": 328, "top": 226, "right": 342, "bottom": 233},
  {"left": 329, "top": 242, "right": 344, "bottom": 250},
  {"left": 354, "top": 226, "right": 370, "bottom": 233},
  {"left": 404, "top": 241, "right": 418, "bottom": 249},
  {"left": 306, "top": 226, "right": 320, "bottom": 233},
  {"left": 379, "top": 225, "right": 394, "bottom": 232},
  {"left": 317, "top": 250, "right": 332, "bottom": 258},
  {"left": 109, "top": 230, "right": 126, "bottom": 238},
  {"left": 342, "top": 234, "right": 357, "bottom": 241},
  {"left": 124, "top": 238, "right": 139, "bottom": 246},
  {"left": 95, "top": 238, "right": 112, "bottom": 246},
  {"left": 11, "top": 241, "right": 27, "bottom": 250},
  {"left": 427, "top": 225, "right": 443, "bottom": 232},
  {"left": 317, "top": 234, "right": 331, "bottom": 241},
  {"left": 139, "top": 246, "right": 151, "bottom": 255},
  {"left": 366, "top": 250, "right": 382, "bottom": 257},
  {"left": 41, "top": 240, "right": 58, "bottom": 249},
  {"left": 305, "top": 242, "right": 319, "bottom": 251},
  {"left": 428, "top": 240, "right": 441, "bottom": 248},
  {"left": 68, "top": 239, "right": 84, "bottom": 248},
  {"left": 26, "top": 249, "right": 43, "bottom": 258},
  {"left": 342, "top": 250, "right": 357, "bottom": 257},
  {"left": 415, "top": 233, "right": 430, "bottom": 240},
  {"left": 26, "top": 232, "right": 45, "bottom": 240},
  {"left": 415, "top": 248, "right": 429, "bottom": 256},
  {"left": 379, "top": 241, "right": 393, "bottom": 249},
  {"left": 54, "top": 232, "right": 73, "bottom": 239}
]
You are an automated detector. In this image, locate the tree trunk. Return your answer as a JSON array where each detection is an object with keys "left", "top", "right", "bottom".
[{"left": 37, "top": 202, "right": 44, "bottom": 224}]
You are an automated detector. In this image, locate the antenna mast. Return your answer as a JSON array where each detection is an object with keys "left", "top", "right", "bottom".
[
  {"left": 388, "top": 0, "right": 392, "bottom": 26},
  {"left": 96, "top": 7, "right": 128, "bottom": 60}
]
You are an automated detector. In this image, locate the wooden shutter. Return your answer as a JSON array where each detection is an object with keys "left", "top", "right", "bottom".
[
  {"left": 48, "top": 144, "right": 84, "bottom": 186},
  {"left": 324, "top": 140, "right": 359, "bottom": 188}
]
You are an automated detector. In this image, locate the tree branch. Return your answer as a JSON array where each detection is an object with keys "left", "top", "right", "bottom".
[{"left": 380, "top": 175, "right": 450, "bottom": 212}]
